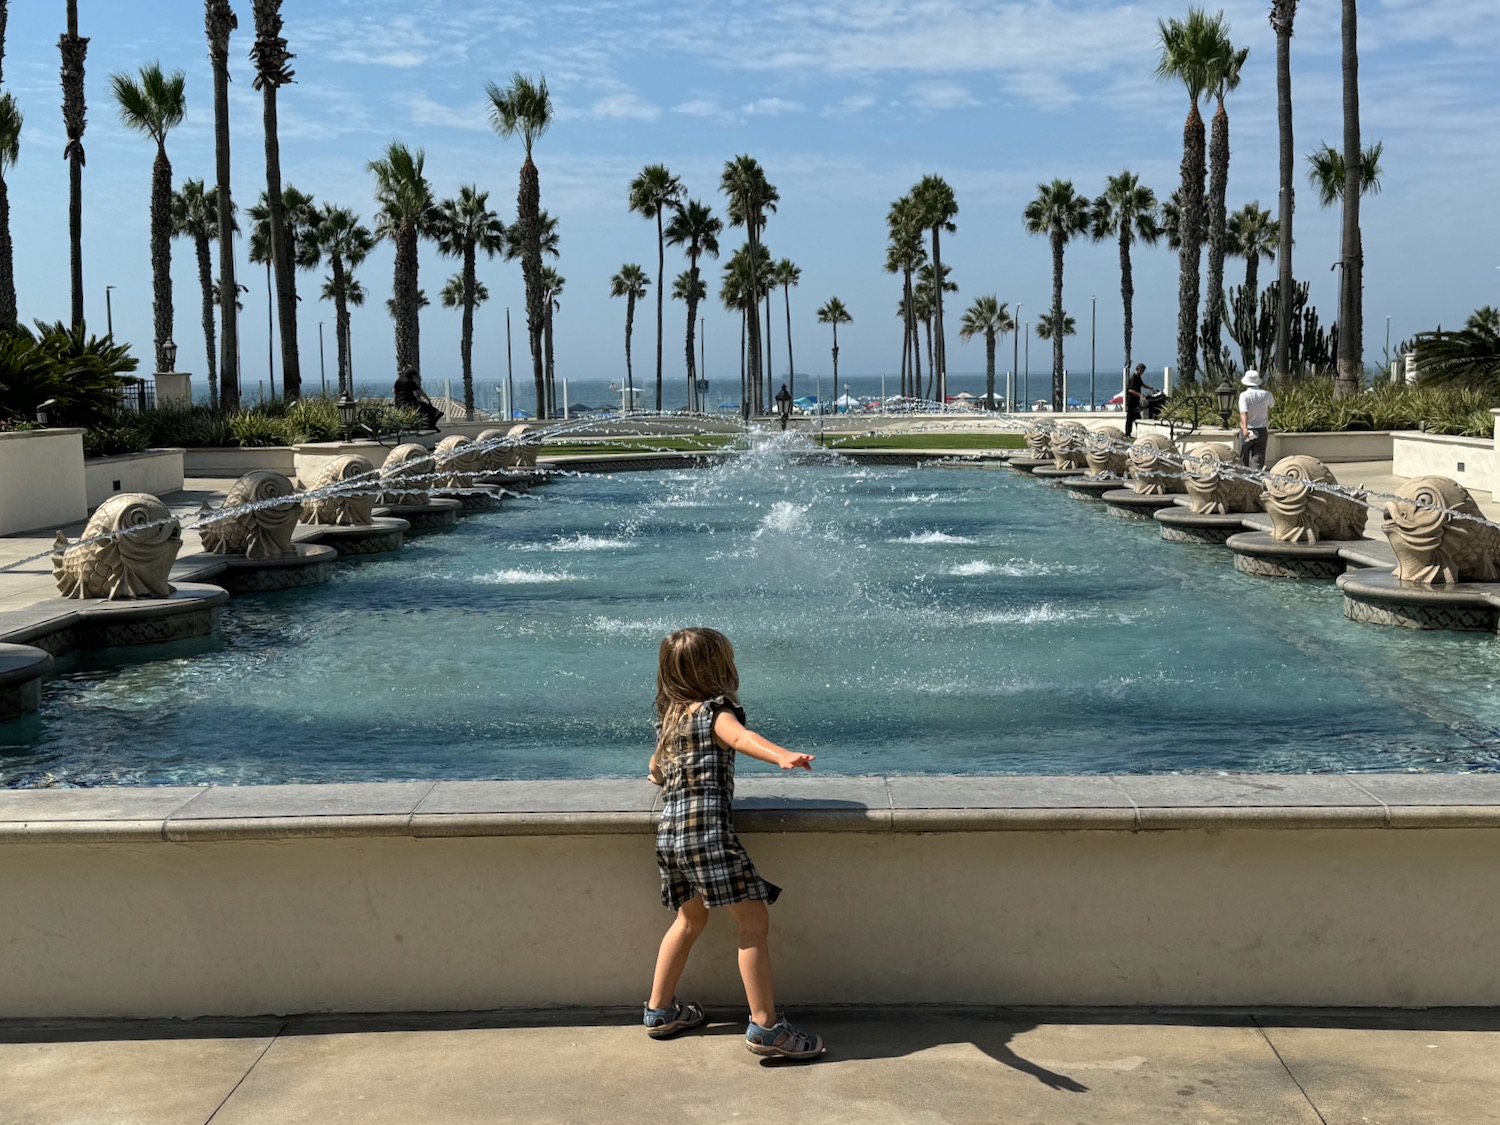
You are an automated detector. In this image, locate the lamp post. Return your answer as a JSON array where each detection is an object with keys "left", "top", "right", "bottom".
[
  {"left": 161, "top": 339, "right": 178, "bottom": 373},
  {"left": 105, "top": 285, "right": 115, "bottom": 338},
  {"left": 1023, "top": 325, "right": 1030, "bottom": 410},
  {"left": 336, "top": 390, "right": 358, "bottom": 443},
  {"left": 318, "top": 322, "right": 327, "bottom": 396},
  {"left": 265, "top": 261, "right": 276, "bottom": 399},
  {"left": 775, "top": 383, "right": 793, "bottom": 431},
  {"left": 1090, "top": 295, "right": 1097, "bottom": 413},
  {"left": 1214, "top": 378, "right": 1236, "bottom": 429}
]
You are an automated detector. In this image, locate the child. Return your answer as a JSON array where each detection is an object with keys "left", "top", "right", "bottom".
[{"left": 643, "top": 627, "right": 825, "bottom": 1060}]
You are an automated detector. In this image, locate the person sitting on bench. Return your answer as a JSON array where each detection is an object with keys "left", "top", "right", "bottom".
[{"left": 393, "top": 367, "right": 443, "bottom": 430}]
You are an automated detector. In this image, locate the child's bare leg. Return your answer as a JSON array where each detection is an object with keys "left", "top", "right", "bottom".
[
  {"left": 649, "top": 896, "right": 708, "bottom": 1009},
  {"left": 727, "top": 899, "right": 775, "bottom": 1027}
]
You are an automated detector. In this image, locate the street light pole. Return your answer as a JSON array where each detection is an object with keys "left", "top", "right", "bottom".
[
  {"left": 105, "top": 285, "right": 115, "bottom": 337},
  {"left": 1090, "top": 295, "right": 1097, "bottom": 413},
  {"left": 265, "top": 260, "right": 276, "bottom": 399},
  {"left": 318, "top": 321, "right": 327, "bottom": 396},
  {"left": 1024, "top": 324, "right": 1030, "bottom": 410},
  {"left": 1012, "top": 302, "right": 1021, "bottom": 412}
]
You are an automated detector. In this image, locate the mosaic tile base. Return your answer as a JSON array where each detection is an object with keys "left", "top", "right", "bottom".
[
  {"left": 79, "top": 607, "right": 219, "bottom": 648},
  {"left": 397, "top": 508, "right": 458, "bottom": 531},
  {"left": 0, "top": 680, "right": 40, "bottom": 721},
  {"left": 1161, "top": 524, "right": 1235, "bottom": 544},
  {"left": 1342, "top": 595, "right": 1498, "bottom": 631},
  {"left": 219, "top": 561, "right": 335, "bottom": 592},
  {"left": 322, "top": 529, "right": 404, "bottom": 556},
  {"left": 1103, "top": 503, "right": 1156, "bottom": 521},
  {"left": 1233, "top": 553, "right": 1344, "bottom": 579}
]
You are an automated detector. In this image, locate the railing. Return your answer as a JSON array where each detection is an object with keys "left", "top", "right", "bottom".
[{"left": 112, "top": 379, "right": 155, "bottom": 414}]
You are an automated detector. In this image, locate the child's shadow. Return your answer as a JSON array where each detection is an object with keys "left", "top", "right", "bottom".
[{"left": 709, "top": 1008, "right": 1088, "bottom": 1088}]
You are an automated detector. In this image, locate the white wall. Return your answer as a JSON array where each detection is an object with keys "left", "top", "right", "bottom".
[
  {"left": 0, "top": 429, "right": 87, "bottom": 534},
  {"left": 84, "top": 449, "right": 185, "bottom": 509}
]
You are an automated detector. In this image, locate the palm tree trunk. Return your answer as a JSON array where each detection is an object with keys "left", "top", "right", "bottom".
[
  {"left": 0, "top": 177, "right": 14, "bottom": 331},
  {"left": 654, "top": 211, "right": 664, "bottom": 412},
  {"left": 60, "top": 3, "right": 87, "bottom": 330},
  {"left": 194, "top": 232, "right": 218, "bottom": 406},
  {"left": 1245, "top": 252, "right": 1260, "bottom": 312},
  {"left": 931, "top": 228, "right": 946, "bottom": 402},
  {"left": 1272, "top": 1, "right": 1297, "bottom": 379},
  {"left": 1203, "top": 98, "right": 1230, "bottom": 376},
  {"left": 1119, "top": 225, "right": 1134, "bottom": 374},
  {"left": 1050, "top": 231, "right": 1065, "bottom": 410},
  {"left": 923, "top": 318, "right": 934, "bottom": 399},
  {"left": 764, "top": 288, "right": 774, "bottom": 394},
  {"left": 745, "top": 226, "right": 762, "bottom": 414},
  {"left": 985, "top": 331, "right": 996, "bottom": 405},
  {"left": 262, "top": 86, "right": 300, "bottom": 398},
  {"left": 207, "top": 0, "right": 239, "bottom": 409},
  {"left": 545, "top": 300, "right": 556, "bottom": 417},
  {"left": 393, "top": 226, "right": 418, "bottom": 374},
  {"left": 739, "top": 308, "right": 747, "bottom": 419},
  {"left": 624, "top": 294, "right": 635, "bottom": 408},
  {"left": 150, "top": 144, "right": 174, "bottom": 372},
  {"left": 518, "top": 155, "right": 546, "bottom": 418},
  {"left": 1335, "top": 0, "right": 1361, "bottom": 397},
  {"left": 684, "top": 282, "right": 698, "bottom": 411},
  {"left": 331, "top": 253, "right": 349, "bottom": 396},
  {"left": 461, "top": 244, "right": 476, "bottom": 418},
  {"left": 1177, "top": 104, "right": 1206, "bottom": 384},
  {"left": 904, "top": 270, "right": 920, "bottom": 399},
  {"left": 782, "top": 284, "right": 795, "bottom": 403},
  {"left": 831, "top": 322, "right": 839, "bottom": 387}
]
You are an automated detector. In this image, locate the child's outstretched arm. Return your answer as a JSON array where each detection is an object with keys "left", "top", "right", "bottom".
[
  {"left": 647, "top": 749, "right": 664, "bottom": 786},
  {"left": 712, "top": 710, "right": 814, "bottom": 770}
]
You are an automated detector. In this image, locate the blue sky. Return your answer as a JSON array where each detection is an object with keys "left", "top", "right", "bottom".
[{"left": 2, "top": 0, "right": 1495, "bottom": 396}]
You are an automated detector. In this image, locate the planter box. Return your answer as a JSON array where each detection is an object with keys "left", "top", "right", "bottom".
[
  {"left": 293, "top": 440, "right": 406, "bottom": 482},
  {"left": 182, "top": 446, "right": 296, "bottom": 478},
  {"left": 1269, "top": 430, "right": 1395, "bottom": 464},
  {"left": 84, "top": 448, "right": 185, "bottom": 509},
  {"left": 1392, "top": 431, "right": 1495, "bottom": 492},
  {"left": 0, "top": 428, "right": 86, "bottom": 534}
]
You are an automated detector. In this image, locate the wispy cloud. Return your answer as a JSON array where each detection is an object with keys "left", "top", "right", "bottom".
[
  {"left": 821, "top": 93, "right": 878, "bottom": 118},
  {"left": 908, "top": 82, "right": 980, "bottom": 111},
  {"left": 590, "top": 93, "right": 662, "bottom": 122},
  {"left": 742, "top": 97, "right": 803, "bottom": 116}
]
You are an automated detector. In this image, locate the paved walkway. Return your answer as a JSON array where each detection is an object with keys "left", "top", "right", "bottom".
[{"left": 4, "top": 1006, "right": 1499, "bottom": 1124}]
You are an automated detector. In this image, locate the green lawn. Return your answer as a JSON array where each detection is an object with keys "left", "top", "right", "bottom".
[
  {"left": 823, "top": 432, "right": 1024, "bottom": 450},
  {"left": 538, "top": 430, "right": 1025, "bottom": 457}
]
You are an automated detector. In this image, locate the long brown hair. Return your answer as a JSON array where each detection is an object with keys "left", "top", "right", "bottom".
[{"left": 654, "top": 627, "right": 740, "bottom": 763}]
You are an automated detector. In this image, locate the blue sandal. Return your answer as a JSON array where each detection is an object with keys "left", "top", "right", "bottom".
[
  {"left": 643, "top": 998, "right": 707, "bottom": 1039},
  {"left": 746, "top": 1015, "right": 825, "bottom": 1060}
]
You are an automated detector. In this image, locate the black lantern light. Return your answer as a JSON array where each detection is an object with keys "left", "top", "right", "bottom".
[
  {"left": 1214, "top": 378, "right": 1236, "bottom": 428},
  {"left": 775, "top": 383, "right": 793, "bottom": 431},
  {"left": 336, "top": 391, "right": 359, "bottom": 442},
  {"left": 161, "top": 339, "right": 178, "bottom": 373}
]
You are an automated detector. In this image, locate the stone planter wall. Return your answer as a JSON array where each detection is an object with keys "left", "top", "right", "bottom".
[
  {"left": 182, "top": 446, "right": 297, "bottom": 477},
  {"left": 0, "top": 428, "right": 87, "bottom": 534},
  {"left": 1391, "top": 431, "right": 1495, "bottom": 492},
  {"left": 84, "top": 448, "right": 185, "bottom": 509}
]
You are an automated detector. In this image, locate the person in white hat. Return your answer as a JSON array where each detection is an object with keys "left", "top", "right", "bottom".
[{"left": 1238, "top": 369, "right": 1275, "bottom": 469}]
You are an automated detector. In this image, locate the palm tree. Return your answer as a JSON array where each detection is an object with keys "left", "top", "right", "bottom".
[
  {"left": 609, "top": 263, "right": 649, "bottom": 409},
  {"left": 1202, "top": 25, "right": 1249, "bottom": 376},
  {"left": 441, "top": 273, "right": 489, "bottom": 310},
  {"left": 671, "top": 268, "right": 708, "bottom": 397},
  {"left": 773, "top": 259, "right": 801, "bottom": 401},
  {"left": 1225, "top": 201, "right": 1277, "bottom": 305},
  {"left": 431, "top": 185, "right": 505, "bottom": 419},
  {"left": 1156, "top": 7, "right": 1228, "bottom": 384},
  {"left": 205, "top": 0, "right": 240, "bottom": 407},
  {"left": 1308, "top": 140, "right": 1382, "bottom": 395},
  {"left": 1413, "top": 308, "right": 1500, "bottom": 392},
  {"left": 664, "top": 198, "right": 722, "bottom": 411},
  {"left": 1091, "top": 170, "right": 1161, "bottom": 378},
  {"left": 627, "top": 164, "right": 683, "bottom": 413},
  {"left": 1036, "top": 311, "right": 1077, "bottom": 340},
  {"left": 915, "top": 261, "right": 958, "bottom": 395},
  {"left": 304, "top": 203, "right": 372, "bottom": 398},
  {"left": 542, "top": 265, "right": 564, "bottom": 414},
  {"left": 885, "top": 194, "right": 926, "bottom": 398},
  {"left": 1024, "top": 179, "right": 1091, "bottom": 410},
  {"left": 911, "top": 176, "right": 958, "bottom": 401},
  {"left": 367, "top": 142, "right": 433, "bottom": 378},
  {"left": 0, "top": 92, "right": 21, "bottom": 331},
  {"left": 504, "top": 208, "right": 560, "bottom": 411},
  {"left": 720, "top": 155, "right": 778, "bottom": 416},
  {"left": 959, "top": 296, "right": 1013, "bottom": 408},
  {"left": 250, "top": 0, "right": 301, "bottom": 397},
  {"left": 248, "top": 185, "right": 316, "bottom": 394},
  {"left": 111, "top": 63, "right": 187, "bottom": 374},
  {"left": 1336, "top": 0, "right": 1363, "bottom": 397},
  {"left": 171, "top": 178, "right": 233, "bottom": 405},
  {"left": 306, "top": 207, "right": 372, "bottom": 395},
  {"left": 1270, "top": 0, "right": 1299, "bottom": 380},
  {"left": 487, "top": 73, "right": 552, "bottom": 418},
  {"left": 60, "top": 1, "right": 87, "bottom": 328},
  {"left": 817, "top": 297, "right": 852, "bottom": 392}
]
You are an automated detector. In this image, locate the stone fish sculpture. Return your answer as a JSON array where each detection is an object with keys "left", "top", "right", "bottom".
[
  {"left": 432, "top": 435, "right": 484, "bottom": 488},
  {"left": 1023, "top": 422, "right": 1052, "bottom": 461},
  {"left": 1050, "top": 422, "right": 1089, "bottom": 471},
  {"left": 299, "top": 454, "right": 377, "bottom": 526},
  {"left": 200, "top": 470, "right": 300, "bottom": 559},
  {"left": 1084, "top": 426, "right": 1128, "bottom": 478},
  {"left": 507, "top": 424, "right": 540, "bottom": 469},
  {"left": 475, "top": 428, "right": 517, "bottom": 473},
  {"left": 1183, "top": 442, "right": 1261, "bottom": 514},
  {"left": 379, "top": 444, "right": 436, "bottom": 506},
  {"left": 1126, "top": 435, "right": 1183, "bottom": 495},
  {"left": 53, "top": 493, "right": 182, "bottom": 600},
  {"left": 1382, "top": 475, "right": 1500, "bottom": 584},
  {"left": 1260, "top": 456, "right": 1367, "bottom": 544}
]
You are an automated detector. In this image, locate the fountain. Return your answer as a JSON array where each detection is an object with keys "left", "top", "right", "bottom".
[
  {"left": 298, "top": 454, "right": 409, "bottom": 556},
  {"left": 201, "top": 470, "right": 339, "bottom": 590},
  {"left": 374, "top": 444, "right": 463, "bottom": 531},
  {"left": 1229, "top": 455, "right": 1367, "bottom": 578},
  {"left": 1155, "top": 442, "right": 1265, "bottom": 543}
]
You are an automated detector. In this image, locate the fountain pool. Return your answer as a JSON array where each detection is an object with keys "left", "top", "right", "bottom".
[{"left": 5, "top": 437, "right": 1499, "bottom": 786}]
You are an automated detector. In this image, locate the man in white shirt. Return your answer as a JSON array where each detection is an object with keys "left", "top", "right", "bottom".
[{"left": 1238, "top": 369, "right": 1275, "bottom": 470}]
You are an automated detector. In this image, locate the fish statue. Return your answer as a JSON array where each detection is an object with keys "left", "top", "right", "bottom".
[
  {"left": 1023, "top": 422, "right": 1052, "bottom": 461},
  {"left": 1261, "top": 456, "right": 1367, "bottom": 544},
  {"left": 1083, "top": 426, "right": 1128, "bottom": 479},
  {"left": 1382, "top": 475, "right": 1500, "bottom": 584},
  {"left": 200, "top": 471, "right": 300, "bottom": 559},
  {"left": 53, "top": 493, "right": 182, "bottom": 600},
  {"left": 1126, "top": 435, "right": 1184, "bottom": 496},
  {"left": 1050, "top": 422, "right": 1089, "bottom": 471},
  {"left": 300, "top": 455, "right": 377, "bottom": 526},
  {"left": 1183, "top": 442, "right": 1261, "bottom": 514},
  {"left": 379, "top": 444, "right": 436, "bottom": 506},
  {"left": 432, "top": 435, "right": 484, "bottom": 488}
]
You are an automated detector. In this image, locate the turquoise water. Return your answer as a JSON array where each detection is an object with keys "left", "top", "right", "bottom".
[{"left": 5, "top": 437, "right": 1499, "bottom": 786}]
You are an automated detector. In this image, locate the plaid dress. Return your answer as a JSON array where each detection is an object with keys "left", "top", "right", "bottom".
[{"left": 655, "top": 696, "right": 782, "bottom": 911}]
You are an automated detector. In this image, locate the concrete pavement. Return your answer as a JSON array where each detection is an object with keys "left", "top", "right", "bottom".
[{"left": 4, "top": 1007, "right": 1500, "bottom": 1124}]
